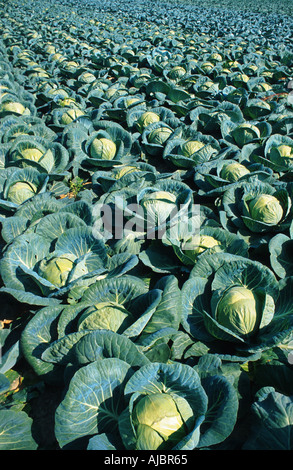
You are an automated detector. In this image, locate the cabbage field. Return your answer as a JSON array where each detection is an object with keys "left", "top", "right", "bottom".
[{"left": 1, "top": 0, "right": 293, "bottom": 452}]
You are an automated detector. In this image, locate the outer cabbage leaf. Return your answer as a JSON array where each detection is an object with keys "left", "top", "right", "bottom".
[
  {"left": 243, "top": 388, "right": 293, "bottom": 450},
  {"left": 55, "top": 358, "right": 133, "bottom": 449},
  {"left": 0, "top": 410, "right": 37, "bottom": 450}
]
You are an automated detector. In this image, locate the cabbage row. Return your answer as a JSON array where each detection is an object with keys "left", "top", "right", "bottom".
[{"left": 1, "top": 0, "right": 293, "bottom": 451}]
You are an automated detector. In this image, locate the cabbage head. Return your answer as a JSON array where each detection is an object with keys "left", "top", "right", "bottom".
[
  {"left": 269, "top": 144, "right": 293, "bottom": 169},
  {"left": 182, "top": 254, "right": 281, "bottom": 349},
  {"left": 114, "top": 165, "right": 137, "bottom": 179},
  {"left": 221, "top": 180, "right": 291, "bottom": 235},
  {"left": 220, "top": 162, "right": 250, "bottom": 182},
  {"left": 231, "top": 73, "right": 250, "bottom": 87},
  {"left": 198, "top": 79, "right": 215, "bottom": 91},
  {"left": 14, "top": 146, "right": 55, "bottom": 169},
  {"left": 78, "top": 301, "right": 135, "bottom": 333},
  {"left": 181, "top": 140, "right": 205, "bottom": 157},
  {"left": 124, "top": 97, "right": 142, "bottom": 108},
  {"left": 132, "top": 392, "right": 190, "bottom": 450},
  {"left": 136, "top": 111, "right": 160, "bottom": 131},
  {"left": 209, "top": 52, "right": 222, "bottom": 62},
  {"left": 140, "top": 190, "right": 177, "bottom": 226},
  {"left": 78, "top": 71, "right": 96, "bottom": 84},
  {"left": 37, "top": 255, "right": 75, "bottom": 287},
  {"left": 19, "top": 148, "right": 44, "bottom": 162},
  {"left": 168, "top": 66, "right": 186, "bottom": 79},
  {"left": 7, "top": 181, "right": 38, "bottom": 204},
  {"left": 60, "top": 108, "right": 85, "bottom": 125},
  {"left": 0, "top": 101, "right": 27, "bottom": 116},
  {"left": 59, "top": 98, "right": 79, "bottom": 108},
  {"left": 201, "top": 63, "right": 214, "bottom": 73},
  {"left": 90, "top": 137, "right": 117, "bottom": 160},
  {"left": 148, "top": 126, "right": 173, "bottom": 145},
  {"left": 231, "top": 123, "right": 261, "bottom": 147},
  {"left": 48, "top": 88, "right": 69, "bottom": 99},
  {"left": 54, "top": 358, "right": 239, "bottom": 451},
  {"left": 248, "top": 194, "right": 283, "bottom": 225},
  {"left": 216, "top": 286, "right": 261, "bottom": 338},
  {"left": 182, "top": 235, "right": 221, "bottom": 262}
]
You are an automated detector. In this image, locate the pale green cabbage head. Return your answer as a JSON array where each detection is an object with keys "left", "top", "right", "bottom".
[
  {"left": 12, "top": 146, "right": 55, "bottom": 172},
  {"left": 124, "top": 97, "right": 141, "bottom": 108},
  {"left": 90, "top": 137, "right": 117, "bottom": 160},
  {"left": 20, "top": 148, "right": 44, "bottom": 162},
  {"left": 253, "top": 82, "right": 272, "bottom": 92},
  {"left": 45, "top": 44, "right": 56, "bottom": 54},
  {"left": 137, "top": 111, "right": 160, "bottom": 131},
  {"left": 60, "top": 108, "right": 85, "bottom": 125},
  {"left": 79, "top": 72, "right": 96, "bottom": 83},
  {"left": 233, "top": 73, "right": 250, "bottom": 84},
  {"left": 132, "top": 393, "right": 190, "bottom": 450},
  {"left": 142, "top": 191, "right": 177, "bottom": 204},
  {"left": 269, "top": 144, "right": 293, "bottom": 169},
  {"left": 199, "top": 79, "right": 215, "bottom": 90},
  {"left": 168, "top": 66, "right": 186, "bottom": 79},
  {"left": 201, "top": 62, "right": 214, "bottom": 72},
  {"left": 59, "top": 98, "right": 78, "bottom": 107},
  {"left": 141, "top": 191, "right": 177, "bottom": 227},
  {"left": 38, "top": 255, "right": 75, "bottom": 287},
  {"left": 104, "top": 86, "right": 124, "bottom": 100},
  {"left": 249, "top": 194, "right": 283, "bottom": 225},
  {"left": 181, "top": 140, "right": 205, "bottom": 157},
  {"left": 182, "top": 235, "right": 220, "bottom": 261},
  {"left": 277, "top": 144, "right": 293, "bottom": 158},
  {"left": 232, "top": 123, "right": 261, "bottom": 146},
  {"left": 148, "top": 127, "right": 172, "bottom": 145},
  {"left": 0, "top": 101, "right": 27, "bottom": 115},
  {"left": 114, "top": 165, "right": 137, "bottom": 179},
  {"left": 7, "top": 181, "right": 38, "bottom": 205},
  {"left": 209, "top": 52, "right": 222, "bottom": 61},
  {"left": 48, "top": 88, "right": 69, "bottom": 99},
  {"left": 216, "top": 286, "right": 260, "bottom": 338},
  {"left": 78, "top": 301, "right": 134, "bottom": 333},
  {"left": 21, "top": 148, "right": 55, "bottom": 166},
  {"left": 220, "top": 162, "right": 250, "bottom": 182}
]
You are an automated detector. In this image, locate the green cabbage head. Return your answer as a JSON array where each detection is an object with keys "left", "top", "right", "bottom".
[
  {"left": 231, "top": 123, "right": 260, "bottom": 147},
  {"left": 0, "top": 101, "right": 27, "bottom": 116},
  {"left": 182, "top": 235, "right": 220, "bottom": 261},
  {"left": 248, "top": 194, "right": 283, "bottom": 225},
  {"left": 38, "top": 255, "right": 75, "bottom": 287},
  {"left": 124, "top": 97, "right": 141, "bottom": 108},
  {"left": 114, "top": 165, "right": 137, "bottom": 179},
  {"left": 269, "top": 144, "right": 293, "bottom": 169},
  {"left": 141, "top": 191, "right": 177, "bottom": 224},
  {"left": 168, "top": 66, "right": 186, "bottom": 79},
  {"left": 7, "top": 181, "right": 38, "bottom": 204},
  {"left": 148, "top": 127, "right": 173, "bottom": 145},
  {"left": 216, "top": 286, "right": 261, "bottom": 338},
  {"left": 210, "top": 52, "right": 223, "bottom": 61},
  {"left": 181, "top": 140, "right": 205, "bottom": 157},
  {"left": 16, "top": 147, "right": 55, "bottom": 167},
  {"left": 132, "top": 392, "right": 192, "bottom": 450},
  {"left": 137, "top": 111, "right": 160, "bottom": 131},
  {"left": 220, "top": 162, "right": 250, "bottom": 182},
  {"left": 90, "top": 137, "right": 117, "bottom": 160},
  {"left": 60, "top": 108, "right": 85, "bottom": 125},
  {"left": 78, "top": 301, "right": 134, "bottom": 333},
  {"left": 20, "top": 148, "right": 44, "bottom": 162}
]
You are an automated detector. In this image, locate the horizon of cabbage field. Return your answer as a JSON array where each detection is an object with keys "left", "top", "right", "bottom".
[{"left": 0, "top": 0, "right": 293, "bottom": 452}]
